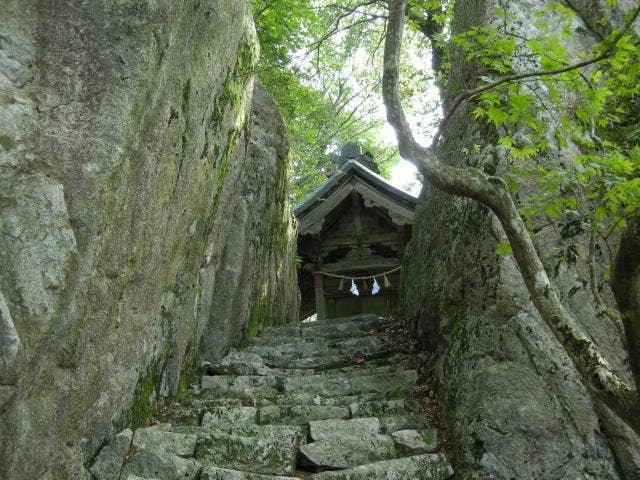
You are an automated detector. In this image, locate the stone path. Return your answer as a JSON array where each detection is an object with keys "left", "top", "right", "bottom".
[{"left": 90, "top": 314, "right": 454, "bottom": 479}]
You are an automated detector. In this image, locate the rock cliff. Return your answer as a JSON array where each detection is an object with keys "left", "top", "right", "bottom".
[
  {"left": 402, "top": 0, "right": 640, "bottom": 478},
  {"left": 0, "top": 1, "right": 297, "bottom": 478}
]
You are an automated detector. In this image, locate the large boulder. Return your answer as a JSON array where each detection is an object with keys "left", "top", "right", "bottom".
[
  {"left": 401, "top": 0, "right": 640, "bottom": 478},
  {"left": 0, "top": 1, "right": 297, "bottom": 478}
]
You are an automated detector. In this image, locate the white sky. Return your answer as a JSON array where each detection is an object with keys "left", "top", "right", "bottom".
[
  {"left": 381, "top": 123, "right": 422, "bottom": 196},
  {"left": 291, "top": 12, "right": 440, "bottom": 198}
]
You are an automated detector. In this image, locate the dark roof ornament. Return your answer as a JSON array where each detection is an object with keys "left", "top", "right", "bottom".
[
  {"left": 340, "top": 143, "right": 363, "bottom": 158},
  {"left": 330, "top": 143, "right": 380, "bottom": 174}
]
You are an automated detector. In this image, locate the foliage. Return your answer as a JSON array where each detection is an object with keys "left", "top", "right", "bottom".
[
  {"left": 251, "top": 0, "right": 435, "bottom": 202},
  {"left": 449, "top": 3, "right": 640, "bottom": 245},
  {"left": 253, "top": 0, "right": 639, "bottom": 244}
]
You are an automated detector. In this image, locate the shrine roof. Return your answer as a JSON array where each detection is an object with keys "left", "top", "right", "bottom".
[{"left": 294, "top": 159, "right": 418, "bottom": 236}]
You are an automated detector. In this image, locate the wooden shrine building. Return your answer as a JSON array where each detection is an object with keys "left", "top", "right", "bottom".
[{"left": 295, "top": 144, "right": 418, "bottom": 320}]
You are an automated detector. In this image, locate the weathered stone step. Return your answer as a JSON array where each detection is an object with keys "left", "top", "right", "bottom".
[
  {"left": 379, "top": 414, "right": 430, "bottom": 433},
  {"left": 202, "top": 406, "right": 258, "bottom": 428},
  {"left": 392, "top": 429, "right": 438, "bottom": 455},
  {"left": 195, "top": 430, "right": 296, "bottom": 476},
  {"left": 317, "top": 360, "right": 409, "bottom": 377},
  {"left": 260, "top": 315, "right": 385, "bottom": 339},
  {"left": 258, "top": 404, "right": 350, "bottom": 425},
  {"left": 157, "top": 422, "right": 307, "bottom": 448},
  {"left": 90, "top": 429, "right": 134, "bottom": 480},
  {"left": 208, "top": 351, "right": 313, "bottom": 378},
  {"left": 259, "top": 348, "right": 403, "bottom": 371},
  {"left": 311, "top": 454, "right": 454, "bottom": 480},
  {"left": 252, "top": 390, "right": 411, "bottom": 409},
  {"left": 245, "top": 339, "right": 397, "bottom": 369},
  {"left": 156, "top": 397, "right": 247, "bottom": 426},
  {"left": 309, "top": 417, "right": 438, "bottom": 460},
  {"left": 200, "top": 384, "right": 281, "bottom": 400},
  {"left": 121, "top": 451, "right": 200, "bottom": 480},
  {"left": 283, "top": 370, "right": 417, "bottom": 397},
  {"left": 132, "top": 425, "right": 198, "bottom": 458},
  {"left": 202, "top": 375, "right": 278, "bottom": 391},
  {"left": 201, "top": 466, "right": 299, "bottom": 479},
  {"left": 299, "top": 433, "right": 397, "bottom": 470},
  {"left": 349, "top": 399, "right": 420, "bottom": 418},
  {"left": 209, "top": 351, "right": 271, "bottom": 376},
  {"left": 250, "top": 332, "right": 391, "bottom": 349},
  {"left": 309, "top": 417, "right": 381, "bottom": 442}
]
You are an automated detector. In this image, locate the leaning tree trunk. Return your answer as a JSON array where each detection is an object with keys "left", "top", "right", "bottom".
[{"left": 382, "top": 0, "right": 640, "bottom": 435}]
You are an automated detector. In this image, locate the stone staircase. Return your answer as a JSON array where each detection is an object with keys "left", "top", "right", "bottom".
[{"left": 90, "top": 314, "right": 454, "bottom": 479}]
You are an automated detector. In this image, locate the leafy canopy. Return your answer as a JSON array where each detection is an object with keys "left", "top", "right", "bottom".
[
  {"left": 251, "top": 0, "right": 639, "bottom": 244},
  {"left": 251, "top": 0, "right": 433, "bottom": 202},
  {"left": 458, "top": 3, "right": 640, "bottom": 244}
]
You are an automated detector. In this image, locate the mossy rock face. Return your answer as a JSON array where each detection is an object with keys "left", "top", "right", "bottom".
[{"left": 0, "top": 1, "right": 299, "bottom": 476}]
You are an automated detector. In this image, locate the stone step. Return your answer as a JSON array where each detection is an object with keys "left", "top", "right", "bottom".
[
  {"left": 252, "top": 391, "right": 408, "bottom": 409},
  {"left": 131, "top": 425, "right": 198, "bottom": 458},
  {"left": 201, "top": 385, "right": 281, "bottom": 400},
  {"left": 90, "top": 429, "right": 133, "bottom": 480},
  {"left": 202, "top": 406, "right": 258, "bottom": 428},
  {"left": 260, "top": 315, "right": 385, "bottom": 339},
  {"left": 309, "top": 417, "right": 380, "bottom": 442},
  {"left": 250, "top": 332, "right": 391, "bottom": 349},
  {"left": 201, "top": 466, "right": 299, "bottom": 479},
  {"left": 311, "top": 454, "right": 454, "bottom": 480},
  {"left": 208, "top": 357, "right": 313, "bottom": 379},
  {"left": 157, "top": 422, "right": 307, "bottom": 448},
  {"left": 379, "top": 414, "right": 430, "bottom": 434},
  {"left": 349, "top": 399, "right": 420, "bottom": 418},
  {"left": 258, "top": 404, "right": 350, "bottom": 425},
  {"left": 202, "top": 375, "right": 278, "bottom": 391},
  {"left": 274, "top": 362, "right": 410, "bottom": 384},
  {"left": 209, "top": 351, "right": 271, "bottom": 376},
  {"left": 261, "top": 347, "right": 403, "bottom": 371},
  {"left": 391, "top": 429, "right": 438, "bottom": 455},
  {"left": 156, "top": 397, "right": 247, "bottom": 426},
  {"left": 120, "top": 451, "right": 200, "bottom": 480},
  {"left": 317, "top": 360, "right": 409, "bottom": 377},
  {"left": 247, "top": 337, "right": 400, "bottom": 368},
  {"left": 299, "top": 433, "right": 397, "bottom": 470},
  {"left": 283, "top": 370, "right": 417, "bottom": 397},
  {"left": 246, "top": 334, "right": 395, "bottom": 360},
  {"left": 156, "top": 404, "right": 202, "bottom": 426},
  {"left": 187, "top": 396, "right": 246, "bottom": 410},
  {"left": 195, "top": 430, "right": 296, "bottom": 476}
]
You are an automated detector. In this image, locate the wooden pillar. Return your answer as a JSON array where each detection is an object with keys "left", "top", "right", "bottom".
[{"left": 314, "top": 272, "right": 326, "bottom": 321}]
